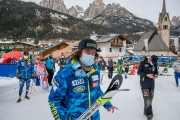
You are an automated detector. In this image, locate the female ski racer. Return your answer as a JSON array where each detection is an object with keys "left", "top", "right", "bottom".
[{"left": 36, "top": 58, "right": 48, "bottom": 89}]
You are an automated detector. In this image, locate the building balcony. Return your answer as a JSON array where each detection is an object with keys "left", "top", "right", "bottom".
[
  {"left": 111, "top": 42, "right": 133, "bottom": 48},
  {"left": 111, "top": 42, "right": 123, "bottom": 47},
  {"left": 12, "top": 48, "right": 34, "bottom": 51}
]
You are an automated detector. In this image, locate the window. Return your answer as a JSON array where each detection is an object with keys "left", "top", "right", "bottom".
[
  {"left": 119, "top": 48, "right": 122, "bottom": 52},
  {"left": 4, "top": 46, "right": 9, "bottom": 49},
  {"left": 165, "top": 17, "right": 167, "bottom": 21},
  {"left": 109, "top": 48, "right": 112, "bottom": 52},
  {"left": 163, "top": 25, "right": 168, "bottom": 29}
]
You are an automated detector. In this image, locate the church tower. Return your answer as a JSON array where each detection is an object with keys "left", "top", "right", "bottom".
[{"left": 158, "top": 0, "right": 170, "bottom": 48}]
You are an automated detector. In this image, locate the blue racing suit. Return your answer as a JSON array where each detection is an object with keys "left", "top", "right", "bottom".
[
  {"left": 17, "top": 58, "right": 34, "bottom": 93},
  {"left": 48, "top": 58, "right": 112, "bottom": 120}
]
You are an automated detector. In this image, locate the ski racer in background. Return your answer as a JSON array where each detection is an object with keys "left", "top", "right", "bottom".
[
  {"left": 137, "top": 55, "right": 158, "bottom": 120},
  {"left": 172, "top": 56, "right": 180, "bottom": 87},
  {"left": 48, "top": 39, "right": 117, "bottom": 120},
  {"left": 98, "top": 56, "right": 107, "bottom": 84},
  {"left": 16, "top": 51, "right": 35, "bottom": 102},
  {"left": 44, "top": 53, "right": 55, "bottom": 86},
  {"left": 36, "top": 58, "right": 48, "bottom": 89},
  {"left": 57, "top": 52, "right": 66, "bottom": 70}
]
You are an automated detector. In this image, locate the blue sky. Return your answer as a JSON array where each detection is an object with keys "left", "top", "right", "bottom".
[{"left": 23, "top": 0, "right": 180, "bottom": 23}]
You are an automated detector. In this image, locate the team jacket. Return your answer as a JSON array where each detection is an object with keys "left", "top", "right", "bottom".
[
  {"left": 137, "top": 61, "right": 158, "bottom": 84},
  {"left": 48, "top": 58, "right": 112, "bottom": 120},
  {"left": 172, "top": 60, "right": 180, "bottom": 73},
  {"left": 44, "top": 57, "right": 55, "bottom": 70},
  {"left": 17, "top": 58, "right": 34, "bottom": 80}
]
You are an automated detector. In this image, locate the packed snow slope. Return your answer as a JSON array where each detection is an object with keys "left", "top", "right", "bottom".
[{"left": 0, "top": 67, "right": 180, "bottom": 120}]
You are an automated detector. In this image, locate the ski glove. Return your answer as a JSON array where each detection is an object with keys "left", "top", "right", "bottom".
[
  {"left": 31, "top": 74, "right": 35, "bottom": 79},
  {"left": 17, "top": 74, "right": 22, "bottom": 79},
  {"left": 96, "top": 96, "right": 112, "bottom": 104}
]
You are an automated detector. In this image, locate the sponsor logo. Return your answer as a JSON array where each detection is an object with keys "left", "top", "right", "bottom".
[
  {"left": 72, "top": 79, "right": 84, "bottom": 86},
  {"left": 92, "top": 75, "right": 99, "bottom": 81},
  {"left": 92, "top": 82, "right": 98, "bottom": 88},
  {"left": 21, "top": 62, "right": 25, "bottom": 66},
  {"left": 49, "top": 103, "right": 60, "bottom": 120},
  {"left": 27, "top": 63, "right": 31, "bottom": 66},
  {"left": 73, "top": 86, "right": 85, "bottom": 93},
  {"left": 145, "top": 64, "right": 149, "bottom": 67},
  {"left": 110, "top": 79, "right": 119, "bottom": 89},
  {"left": 87, "top": 43, "right": 96, "bottom": 48}
]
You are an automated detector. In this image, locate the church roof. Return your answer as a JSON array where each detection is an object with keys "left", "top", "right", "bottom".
[{"left": 133, "top": 30, "right": 169, "bottom": 51}]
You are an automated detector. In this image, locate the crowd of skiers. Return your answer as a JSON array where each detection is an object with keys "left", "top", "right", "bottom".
[
  {"left": 15, "top": 38, "right": 180, "bottom": 120},
  {"left": 16, "top": 51, "right": 67, "bottom": 103}
]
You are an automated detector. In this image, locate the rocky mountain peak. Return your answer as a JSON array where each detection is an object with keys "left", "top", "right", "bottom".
[
  {"left": 94, "top": 0, "right": 104, "bottom": 7},
  {"left": 39, "top": 0, "right": 68, "bottom": 14},
  {"left": 75, "top": 5, "right": 83, "bottom": 11},
  {"left": 171, "top": 16, "right": 180, "bottom": 26},
  {"left": 171, "top": 16, "right": 180, "bottom": 36},
  {"left": 68, "top": 6, "right": 77, "bottom": 17},
  {"left": 83, "top": 0, "right": 105, "bottom": 20}
]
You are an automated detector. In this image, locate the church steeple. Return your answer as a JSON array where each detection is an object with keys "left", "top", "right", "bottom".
[
  {"left": 158, "top": 0, "right": 170, "bottom": 48},
  {"left": 162, "top": 0, "right": 167, "bottom": 17}
]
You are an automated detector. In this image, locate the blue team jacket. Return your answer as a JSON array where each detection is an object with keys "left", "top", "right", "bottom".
[
  {"left": 17, "top": 58, "right": 34, "bottom": 80},
  {"left": 48, "top": 58, "right": 112, "bottom": 120},
  {"left": 44, "top": 57, "right": 55, "bottom": 70}
]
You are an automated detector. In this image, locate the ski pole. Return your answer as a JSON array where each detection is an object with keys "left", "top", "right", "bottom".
[{"left": 30, "top": 79, "right": 36, "bottom": 94}]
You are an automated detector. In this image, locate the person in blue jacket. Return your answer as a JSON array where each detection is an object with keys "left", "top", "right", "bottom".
[
  {"left": 16, "top": 51, "right": 35, "bottom": 102},
  {"left": 44, "top": 53, "right": 55, "bottom": 86},
  {"left": 48, "top": 39, "right": 117, "bottom": 120}
]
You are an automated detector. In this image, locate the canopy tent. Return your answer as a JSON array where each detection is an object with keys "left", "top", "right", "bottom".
[{"left": 1, "top": 51, "right": 23, "bottom": 63}]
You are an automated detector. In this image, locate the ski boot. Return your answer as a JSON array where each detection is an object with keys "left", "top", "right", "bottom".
[
  {"left": 17, "top": 98, "right": 22, "bottom": 103},
  {"left": 25, "top": 96, "right": 30, "bottom": 99},
  {"left": 25, "top": 91, "right": 30, "bottom": 99},
  {"left": 147, "top": 114, "right": 153, "bottom": 120},
  {"left": 17, "top": 95, "right": 22, "bottom": 103}
]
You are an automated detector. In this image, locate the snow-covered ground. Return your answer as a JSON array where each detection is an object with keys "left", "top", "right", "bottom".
[{"left": 0, "top": 66, "right": 180, "bottom": 120}]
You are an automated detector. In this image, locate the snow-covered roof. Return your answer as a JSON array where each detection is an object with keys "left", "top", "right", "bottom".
[
  {"left": 96, "top": 34, "right": 133, "bottom": 44},
  {"left": 0, "top": 41, "right": 39, "bottom": 46}
]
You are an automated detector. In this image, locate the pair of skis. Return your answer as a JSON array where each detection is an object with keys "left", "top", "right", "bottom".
[{"left": 77, "top": 74, "right": 129, "bottom": 120}]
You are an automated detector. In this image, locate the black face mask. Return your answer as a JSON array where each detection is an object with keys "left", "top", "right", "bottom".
[{"left": 49, "top": 56, "right": 52, "bottom": 59}]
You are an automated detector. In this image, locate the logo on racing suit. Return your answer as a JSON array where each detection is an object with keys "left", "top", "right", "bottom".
[
  {"left": 27, "top": 62, "right": 31, "bottom": 66},
  {"left": 92, "top": 75, "right": 99, "bottom": 81},
  {"left": 21, "top": 62, "right": 25, "bottom": 66},
  {"left": 92, "top": 82, "right": 98, "bottom": 88},
  {"left": 73, "top": 85, "right": 85, "bottom": 93},
  {"left": 72, "top": 79, "right": 84, "bottom": 86}
]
